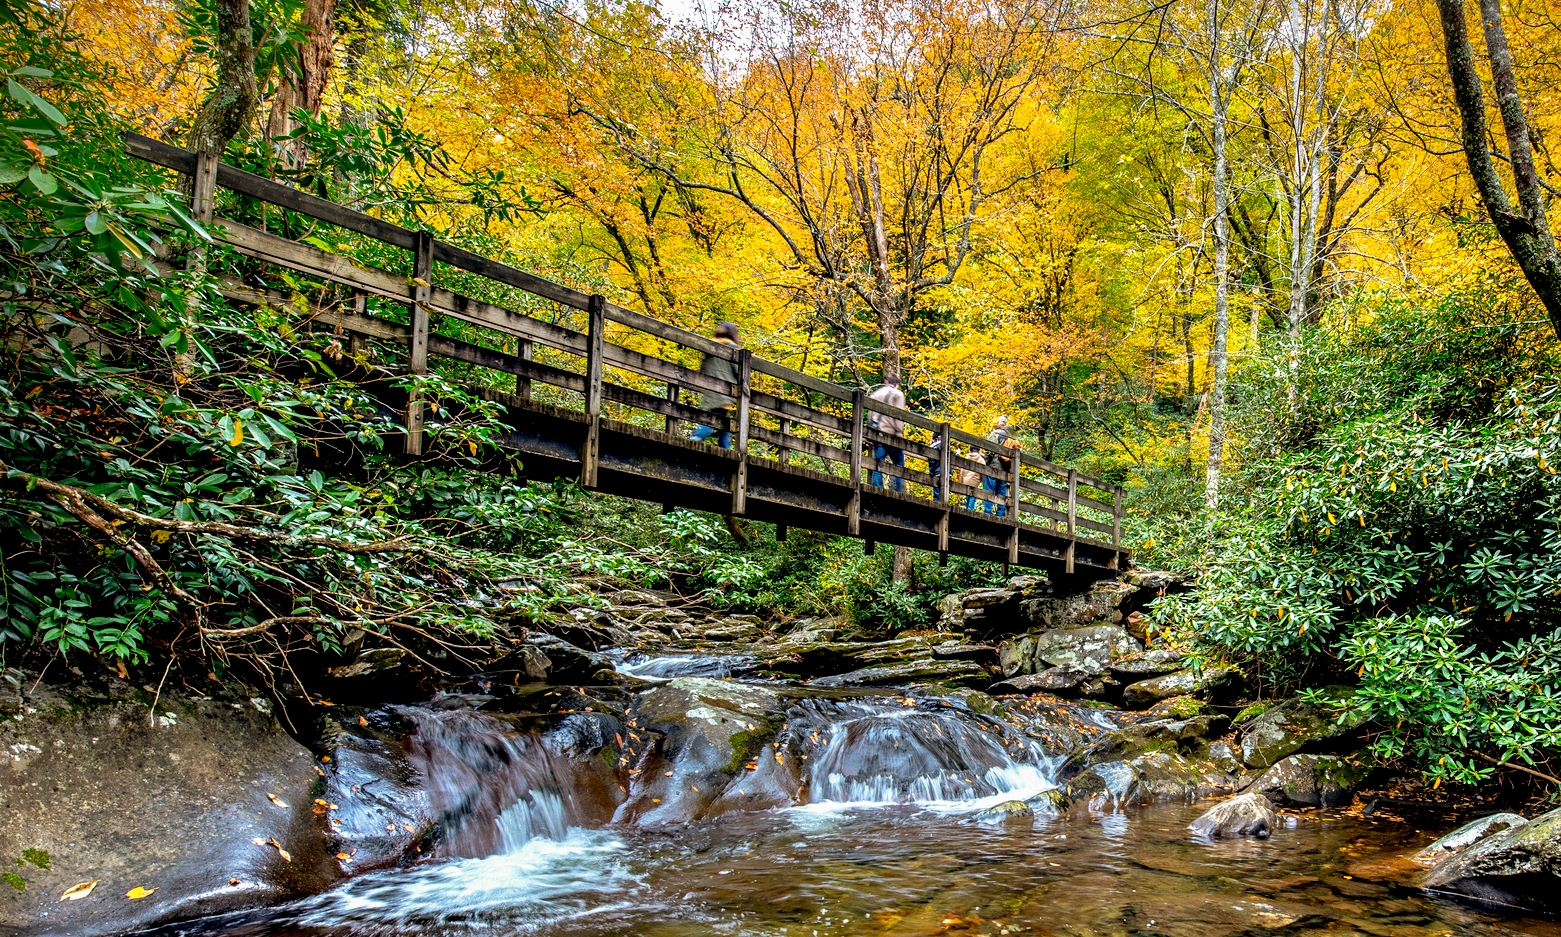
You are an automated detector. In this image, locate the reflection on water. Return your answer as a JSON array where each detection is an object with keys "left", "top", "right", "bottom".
[{"left": 149, "top": 800, "right": 1561, "bottom": 937}]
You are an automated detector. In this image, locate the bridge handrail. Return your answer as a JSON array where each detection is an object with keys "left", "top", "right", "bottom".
[{"left": 126, "top": 132, "right": 1126, "bottom": 566}]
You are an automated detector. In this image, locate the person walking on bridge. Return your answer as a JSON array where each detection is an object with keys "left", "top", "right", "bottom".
[
  {"left": 867, "top": 375, "right": 906, "bottom": 492},
  {"left": 984, "top": 415, "right": 1017, "bottom": 517},
  {"left": 691, "top": 322, "right": 741, "bottom": 449}
]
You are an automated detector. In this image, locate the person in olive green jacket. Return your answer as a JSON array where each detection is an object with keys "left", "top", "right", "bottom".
[{"left": 690, "top": 321, "right": 741, "bottom": 448}]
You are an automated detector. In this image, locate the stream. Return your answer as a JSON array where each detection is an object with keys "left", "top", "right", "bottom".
[{"left": 137, "top": 658, "right": 1559, "bottom": 937}]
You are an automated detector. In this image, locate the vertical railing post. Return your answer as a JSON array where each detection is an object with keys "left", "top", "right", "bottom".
[
  {"left": 936, "top": 420, "right": 951, "bottom": 560},
  {"left": 580, "top": 294, "right": 605, "bottom": 488},
  {"left": 348, "top": 291, "right": 366, "bottom": 358},
  {"left": 1007, "top": 448, "right": 1022, "bottom": 565},
  {"left": 518, "top": 338, "right": 533, "bottom": 401},
  {"left": 665, "top": 382, "right": 680, "bottom": 436},
  {"left": 778, "top": 416, "right": 791, "bottom": 466},
  {"left": 190, "top": 151, "right": 219, "bottom": 225},
  {"left": 731, "top": 348, "right": 752, "bottom": 516},
  {"left": 1065, "top": 468, "right": 1078, "bottom": 575},
  {"left": 403, "top": 230, "right": 433, "bottom": 456},
  {"left": 848, "top": 389, "right": 864, "bottom": 536},
  {"left": 1110, "top": 484, "right": 1124, "bottom": 569}
]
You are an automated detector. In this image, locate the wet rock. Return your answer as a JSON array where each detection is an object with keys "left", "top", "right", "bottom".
[
  {"left": 1190, "top": 793, "right": 1276, "bottom": 839},
  {"left": 991, "top": 664, "right": 1098, "bottom": 698},
  {"left": 1422, "top": 808, "right": 1561, "bottom": 911},
  {"left": 781, "top": 617, "right": 841, "bottom": 644},
  {"left": 932, "top": 642, "right": 998, "bottom": 666},
  {"left": 485, "top": 645, "right": 551, "bottom": 683},
  {"left": 788, "top": 637, "right": 936, "bottom": 677},
  {"left": 0, "top": 683, "right": 339, "bottom": 937},
  {"left": 1206, "top": 739, "right": 1244, "bottom": 774},
  {"left": 619, "top": 678, "right": 787, "bottom": 824},
  {"left": 1131, "top": 750, "right": 1206, "bottom": 802},
  {"left": 1109, "top": 649, "right": 1188, "bottom": 680},
  {"left": 1239, "top": 688, "right": 1366, "bottom": 769},
  {"left": 998, "top": 636, "right": 1036, "bottom": 677},
  {"left": 810, "top": 659, "right": 989, "bottom": 688},
  {"left": 1067, "top": 760, "right": 1144, "bottom": 809},
  {"left": 1027, "top": 788, "right": 1068, "bottom": 814},
  {"left": 1121, "top": 667, "right": 1237, "bottom": 710},
  {"left": 1060, "top": 714, "right": 1231, "bottom": 778},
  {"left": 972, "top": 800, "right": 1034, "bottom": 822},
  {"left": 522, "top": 633, "right": 614, "bottom": 684},
  {"left": 1032, "top": 625, "right": 1141, "bottom": 671},
  {"left": 1243, "top": 754, "right": 1370, "bottom": 807},
  {"left": 327, "top": 647, "right": 411, "bottom": 679},
  {"left": 319, "top": 709, "right": 436, "bottom": 873},
  {"left": 1415, "top": 813, "right": 1530, "bottom": 863}
]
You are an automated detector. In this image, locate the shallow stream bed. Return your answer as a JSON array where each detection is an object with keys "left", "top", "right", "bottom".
[{"left": 149, "top": 800, "right": 1555, "bottom": 937}]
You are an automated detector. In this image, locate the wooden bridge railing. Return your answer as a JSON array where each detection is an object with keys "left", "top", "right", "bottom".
[{"left": 127, "top": 133, "right": 1126, "bottom": 570}]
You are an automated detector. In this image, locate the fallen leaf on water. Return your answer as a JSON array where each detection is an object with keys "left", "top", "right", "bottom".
[
  {"left": 59, "top": 881, "right": 99, "bottom": 901},
  {"left": 125, "top": 886, "right": 157, "bottom": 900},
  {"left": 265, "top": 838, "right": 292, "bottom": 862},
  {"left": 266, "top": 793, "right": 289, "bottom": 808}
]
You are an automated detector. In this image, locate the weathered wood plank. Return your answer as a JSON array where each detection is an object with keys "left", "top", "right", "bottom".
[{"left": 582, "top": 295, "right": 605, "bottom": 488}]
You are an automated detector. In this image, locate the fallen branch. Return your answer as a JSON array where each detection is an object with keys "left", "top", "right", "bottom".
[{"left": 1472, "top": 750, "right": 1561, "bottom": 786}]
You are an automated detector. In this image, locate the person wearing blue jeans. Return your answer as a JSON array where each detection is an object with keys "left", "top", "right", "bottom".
[
  {"left": 983, "top": 415, "right": 1015, "bottom": 516},
  {"left": 983, "top": 474, "right": 1008, "bottom": 516},
  {"left": 871, "top": 442, "right": 905, "bottom": 491},
  {"left": 691, "top": 321, "right": 741, "bottom": 450},
  {"left": 866, "top": 375, "right": 907, "bottom": 492}
]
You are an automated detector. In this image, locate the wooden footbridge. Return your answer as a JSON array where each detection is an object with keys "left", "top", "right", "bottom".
[{"left": 127, "top": 134, "right": 1128, "bottom": 581}]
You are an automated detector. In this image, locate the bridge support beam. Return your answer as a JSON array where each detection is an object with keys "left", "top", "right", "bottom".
[
  {"left": 581, "top": 294, "right": 606, "bottom": 488},
  {"left": 403, "top": 231, "right": 433, "bottom": 456}
]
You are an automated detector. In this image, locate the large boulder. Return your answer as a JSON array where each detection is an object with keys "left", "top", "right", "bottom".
[
  {"left": 1031, "top": 625, "right": 1141, "bottom": 671},
  {"left": 1059, "top": 713, "right": 1230, "bottom": 779},
  {"left": 0, "top": 682, "right": 339, "bottom": 937},
  {"left": 1243, "top": 754, "right": 1370, "bottom": 807},
  {"left": 1239, "top": 688, "right": 1366, "bottom": 769},
  {"left": 787, "top": 636, "right": 936, "bottom": 678},
  {"left": 1065, "top": 751, "right": 1211, "bottom": 808},
  {"left": 1121, "top": 667, "right": 1237, "bottom": 710},
  {"left": 1021, "top": 579, "right": 1135, "bottom": 631},
  {"left": 1190, "top": 793, "right": 1277, "bottom": 839},
  {"left": 1423, "top": 807, "right": 1561, "bottom": 912},
  {"left": 617, "top": 678, "right": 790, "bottom": 824},
  {"left": 1415, "top": 814, "right": 1529, "bottom": 864}
]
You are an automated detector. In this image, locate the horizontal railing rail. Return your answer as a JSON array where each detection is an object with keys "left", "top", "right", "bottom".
[{"left": 127, "top": 132, "right": 1126, "bottom": 570}]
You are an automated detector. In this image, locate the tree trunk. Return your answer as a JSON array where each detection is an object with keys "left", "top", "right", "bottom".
[
  {"left": 1434, "top": 0, "right": 1561, "bottom": 337},
  {"left": 188, "top": 0, "right": 259, "bottom": 156},
  {"left": 1205, "top": 0, "right": 1232, "bottom": 513},
  {"left": 267, "top": 0, "right": 338, "bottom": 168}
]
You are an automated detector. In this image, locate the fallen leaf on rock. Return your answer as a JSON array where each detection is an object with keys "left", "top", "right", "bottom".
[
  {"left": 229, "top": 878, "right": 240, "bottom": 886},
  {"left": 314, "top": 798, "right": 337, "bottom": 809},
  {"left": 59, "top": 881, "right": 99, "bottom": 901},
  {"left": 266, "top": 793, "right": 289, "bottom": 808},
  {"left": 402, "top": 823, "right": 415, "bottom": 833},
  {"left": 265, "top": 838, "right": 292, "bottom": 862},
  {"left": 335, "top": 851, "right": 355, "bottom": 862},
  {"left": 125, "top": 886, "right": 157, "bottom": 900},
  {"left": 359, "top": 716, "right": 368, "bottom": 727},
  {"left": 251, "top": 837, "right": 266, "bottom": 846},
  {"left": 664, "top": 771, "right": 674, "bottom": 777}
]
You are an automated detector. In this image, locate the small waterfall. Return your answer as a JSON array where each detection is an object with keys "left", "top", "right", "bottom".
[
  {"left": 613, "top": 652, "right": 758, "bottom": 680},
  {"left": 795, "top": 698, "right": 1059, "bottom": 808},
  {"left": 399, "top": 706, "right": 618, "bottom": 857}
]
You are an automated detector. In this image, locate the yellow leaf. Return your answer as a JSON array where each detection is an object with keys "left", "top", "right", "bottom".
[
  {"left": 150, "top": 529, "right": 172, "bottom": 544},
  {"left": 59, "top": 881, "right": 99, "bottom": 901},
  {"left": 266, "top": 792, "right": 288, "bottom": 808},
  {"left": 468, "top": 440, "right": 478, "bottom": 456},
  {"left": 229, "top": 418, "right": 243, "bottom": 447},
  {"left": 125, "top": 886, "right": 157, "bottom": 900}
]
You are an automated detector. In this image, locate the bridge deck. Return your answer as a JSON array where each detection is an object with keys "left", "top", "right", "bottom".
[{"left": 127, "top": 134, "right": 1128, "bottom": 581}]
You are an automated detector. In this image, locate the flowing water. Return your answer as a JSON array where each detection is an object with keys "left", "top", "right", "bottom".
[{"left": 149, "top": 689, "right": 1560, "bottom": 937}]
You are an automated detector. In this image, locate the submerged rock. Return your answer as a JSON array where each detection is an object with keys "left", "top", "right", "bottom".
[
  {"left": 1423, "top": 807, "right": 1561, "bottom": 912},
  {"left": 1190, "top": 793, "right": 1277, "bottom": 839},
  {"left": 1243, "top": 754, "right": 1370, "bottom": 807},
  {"left": 972, "top": 800, "right": 1035, "bottom": 822},
  {"left": 1239, "top": 688, "right": 1366, "bottom": 769},
  {"left": 1415, "top": 813, "right": 1530, "bottom": 863}
]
